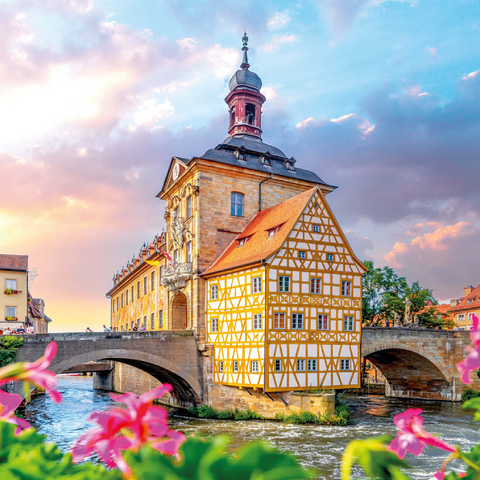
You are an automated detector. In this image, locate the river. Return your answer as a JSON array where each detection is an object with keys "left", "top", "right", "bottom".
[{"left": 24, "top": 376, "right": 478, "bottom": 479}]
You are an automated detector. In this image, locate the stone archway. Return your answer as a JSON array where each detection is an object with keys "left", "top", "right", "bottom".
[
  {"left": 364, "top": 348, "right": 453, "bottom": 400},
  {"left": 51, "top": 349, "right": 201, "bottom": 405},
  {"left": 171, "top": 292, "right": 187, "bottom": 330}
]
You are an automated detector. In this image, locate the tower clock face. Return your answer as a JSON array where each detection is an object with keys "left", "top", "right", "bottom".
[{"left": 173, "top": 162, "right": 180, "bottom": 180}]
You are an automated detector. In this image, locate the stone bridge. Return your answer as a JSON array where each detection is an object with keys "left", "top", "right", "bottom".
[
  {"left": 6, "top": 328, "right": 477, "bottom": 405},
  {"left": 362, "top": 327, "right": 479, "bottom": 401},
  {"left": 11, "top": 331, "right": 203, "bottom": 406}
]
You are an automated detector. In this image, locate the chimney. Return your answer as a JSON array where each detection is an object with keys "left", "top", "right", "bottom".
[
  {"left": 464, "top": 286, "right": 474, "bottom": 297},
  {"left": 450, "top": 298, "right": 459, "bottom": 307}
]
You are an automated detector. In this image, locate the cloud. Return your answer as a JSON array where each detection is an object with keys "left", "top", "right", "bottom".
[
  {"left": 426, "top": 46, "right": 438, "bottom": 60},
  {"left": 267, "top": 10, "right": 291, "bottom": 30},
  {"left": 260, "top": 34, "right": 298, "bottom": 53},
  {"left": 384, "top": 222, "right": 475, "bottom": 268},
  {"left": 316, "top": 0, "right": 414, "bottom": 38}
]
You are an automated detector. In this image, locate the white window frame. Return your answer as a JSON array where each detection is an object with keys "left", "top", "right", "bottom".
[
  {"left": 252, "top": 277, "right": 262, "bottom": 294},
  {"left": 186, "top": 195, "right": 192, "bottom": 218},
  {"left": 341, "top": 281, "right": 352, "bottom": 296},
  {"left": 219, "top": 361, "right": 224, "bottom": 372},
  {"left": 326, "top": 253, "right": 334, "bottom": 262},
  {"left": 231, "top": 192, "right": 244, "bottom": 217},
  {"left": 297, "top": 359, "right": 305, "bottom": 372},
  {"left": 318, "top": 314, "right": 329, "bottom": 331},
  {"left": 340, "top": 359, "right": 351, "bottom": 371},
  {"left": 308, "top": 359, "right": 317, "bottom": 371},
  {"left": 174, "top": 249, "right": 179, "bottom": 266},
  {"left": 253, "top": 313, "right": 262, "bottom": 330},
  {"left": 126, "top": 289, "right": 129, "bottom": 305},
  {"left": 251, "top": 360, "right": 258, "bottom": 373},
  {"left": 279, "top": 275, "right": 290, "bottom": 292},
  {"left": 310, "top": 277, "right": 322, "bottom": 294},
  {"left": 344, "top": 316, "right": 354, "bottom": 331},
  {"left": 211, "top": 318, "right": 219, "bottom": 332},
  {"left": 273, "top": 312, "right": 285, "bottom": 329},
  {"left": 233, "top": 360, "right": 238, "bottom": 372},
  {"left": 468, "top": 313, "right": 475, "bottom": 320},
  {"left": 5, "top": 306, "right": 17, "bottom": 318},
  {"left": 150, "top": 313, "right": 155, "bottom": 329},
  {"left": 187, "top": 241, "right": 192, "bottom": 263},
  {"left": 275, "top": 359, "right": 282, "bottom": 372},
  {"left": 5, "top": 279, "right": 17, "bottom": 290},
  {"left": 312, "top": 224, "right": 320, "bottom": 233},
  {"left": 211, "top": 284, "right": 218, "bottom": 300},
  {"left": 298, "top": 250, "right": 306, "bottom": 259},
  {"left": 144, "top": 276, "right": 148, "bottom": 295},
  {"left": 159, "top": 310, "right": 164, "bottom": 328},
  {"left": 292, "top": 313, "right": 304, "bottom": 330},
  {"left": 151, "top": 271, "right": 155, "bottom": 291},
  {"left": 458, "top": 314, "right": 465, "bottom": 321}
]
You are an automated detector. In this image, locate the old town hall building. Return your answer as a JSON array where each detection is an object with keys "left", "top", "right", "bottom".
[{"left": 107, "top": 33, "right": 366, "bottom": 395}]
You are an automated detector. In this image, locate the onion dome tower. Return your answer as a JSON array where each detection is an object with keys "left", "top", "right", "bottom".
[{"left": 225, "top": 30, "right": 266, "bottom": 139}]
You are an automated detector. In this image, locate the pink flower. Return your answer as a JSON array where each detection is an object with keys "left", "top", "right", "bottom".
[
  {"left": 457, "top": 314, "right": 480, "bottom": 384},
  {"left": 71, "top": 384, "right": 185, "bottom": 476},
  {"left": 388, "top": 409, "right": 456, "bottom": 459},
  {"left": 0, "top": 342, "right": 61, "bottom": 403},
  {"left": 0, "top": 390, "right": 30, "bottom": 433},
  {"left": 433, "top": 472, "right": 466, "bottom": 479}
]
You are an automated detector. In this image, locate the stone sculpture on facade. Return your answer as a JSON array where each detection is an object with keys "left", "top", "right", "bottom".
[
  {"left": 404, "top": 297, "right": 412, "bottom": 327},
  {"left": 393, "top": 311, "right": 401, "bottom": 327},
  {"left": 161, "top": 263, "right": 193, "bottom": 294}
]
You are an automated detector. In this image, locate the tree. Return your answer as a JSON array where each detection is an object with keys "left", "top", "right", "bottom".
[{"left": 362, "top": 261, "right": 452, "bottom": 329}]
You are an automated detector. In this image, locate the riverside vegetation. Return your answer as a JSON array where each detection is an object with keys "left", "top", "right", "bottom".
[{"left": 188, "top": 399, "right": 351, "bottom": 425}]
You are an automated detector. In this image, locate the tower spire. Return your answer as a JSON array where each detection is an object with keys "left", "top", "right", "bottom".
[{"left": 240, "top": 28, "right": 250, "bottom": 70}]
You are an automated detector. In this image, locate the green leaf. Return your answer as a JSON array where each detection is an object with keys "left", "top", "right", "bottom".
[
  {"left": 125, "top": 435, "right": 314, "bottom": 480},
  {"left": 463, "top": 398, "right": 480, "bottom": 421},
  {"left": 342, "top": 436, "right": 411, "bottom": 480}
]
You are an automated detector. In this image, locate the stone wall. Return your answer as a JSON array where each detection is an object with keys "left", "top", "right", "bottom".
[
  {"left": 113, "top": 362, "right": 162, "bottom": 396},
  {"left": 207, "top": 383, "right": 335, "bottom": 418}
]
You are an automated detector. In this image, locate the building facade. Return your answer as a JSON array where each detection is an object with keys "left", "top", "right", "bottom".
[
  {"left": 0, "top": 254, "right": 28, "bottom": 332},
  {"left": 451, "top": 285, "right": 480, "bottom": 329},
  {"left": 107, "top": 33, "right": 365, "bottom": 397}
]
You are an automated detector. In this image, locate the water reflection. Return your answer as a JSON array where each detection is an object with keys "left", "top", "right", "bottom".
[{"left": 25, "top": 376, "right": 478, "bottom": 479}]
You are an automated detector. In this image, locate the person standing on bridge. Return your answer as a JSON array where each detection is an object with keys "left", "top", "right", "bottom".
[
  {"left": 103, "top": 324, "right": 111, "bottom": 332},
  {"left": 86, "top": 327, "right": 93, "bottom": 332}
]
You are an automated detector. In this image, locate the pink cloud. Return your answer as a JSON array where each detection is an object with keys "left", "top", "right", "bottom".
[
  {"left": 384, "top": 242, "right": 407, "bottom": 268},
  {"left": 411, "top": 222, "right": 472, "bottom": 250}
]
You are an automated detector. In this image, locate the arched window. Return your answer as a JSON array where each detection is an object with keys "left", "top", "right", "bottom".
[
  {"left": 231, "top": 192, "right": 244, "bottom": 216},
  {"left": 245, "top": 103, "right": 255, "bottom": 125}
]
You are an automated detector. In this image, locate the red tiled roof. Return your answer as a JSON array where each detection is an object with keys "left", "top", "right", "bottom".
[
  {"left": 451, "top": 284, "right": 480, "bottom": 312},
  {"left": 203, "top": 188, "right": 316, "bottom": 276},
  {"left": 0, "top": 254, "right": 28, "bottom": 271}
]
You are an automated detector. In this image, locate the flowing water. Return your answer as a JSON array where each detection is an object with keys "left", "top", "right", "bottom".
[{"left": 25, "top": 376, "right": 479, "bottom": 479}]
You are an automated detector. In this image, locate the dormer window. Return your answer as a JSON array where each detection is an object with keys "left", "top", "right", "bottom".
[
  {"left": 234, "top": 149, "right": 246, "bottom": 161},
  {"left": 267, "top": 223, "right": 284, "bottom": 238},
  {"left": 237, "top": 235, "right": 251, "bottom": 247},
  {"left": 245, "top": 103, "right": 256, "bottom": 125},
  {"left": 468, "top": 299, "right": 474, "bottom": 303},
  {"left": 285, "top": 156, "right": 296, "bottom": 171},
  {"left": 260, "top": 152, "right": 272, "bottom": 166}
]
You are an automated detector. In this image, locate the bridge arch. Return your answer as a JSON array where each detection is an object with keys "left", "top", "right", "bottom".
[
  {"left": 52, "top": 349, "right": 201, "bottom": 405},
  {"left": 362, "top": 343, "right": 453, "bottom": 400}
]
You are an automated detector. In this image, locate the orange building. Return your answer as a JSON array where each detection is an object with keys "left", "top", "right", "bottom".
[{"left": 451, "top": 285, "right": 480, "bottom": 330}]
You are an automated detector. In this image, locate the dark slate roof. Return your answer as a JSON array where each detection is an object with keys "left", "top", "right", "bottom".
[
  {"left": 228, "top": 69, "right": 262, "bottom": 91},
  {"left": 199, "top": 135, "right": 334, "bottom": 188}
]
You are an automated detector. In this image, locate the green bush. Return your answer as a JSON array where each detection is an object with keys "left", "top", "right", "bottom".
[
  {"left": 216, "top": 409, "right": 235, "bottom": 419},
  {"left": 0, "top": 336, "right": 24, "bottom": 367},
  {"left": 462, "top": 388, "right": 480, "bottom": 403},
  {"left": 197, "top": 405, "right": 218, "bottom": 419}
]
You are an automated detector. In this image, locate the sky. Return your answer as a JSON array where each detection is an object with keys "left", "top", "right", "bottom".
[{"left": 1, "top": 0, "right": 479, "bottom": 332}]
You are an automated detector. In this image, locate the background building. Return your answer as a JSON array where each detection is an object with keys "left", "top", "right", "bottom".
[
  {"left": 451, "top": 285, "right": 480, "bottom": 330},
  {"left": 0, "top": 254, "right": 28, "bottom": 332}
]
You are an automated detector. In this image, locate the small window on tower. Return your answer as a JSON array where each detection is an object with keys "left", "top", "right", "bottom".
[
  {"left": 230, "top": 107, "right": 235, "bottom": 128},
  {"left": 245, "top": 103, "right": 256, "bottom": 125}
]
